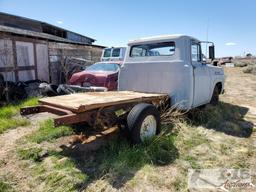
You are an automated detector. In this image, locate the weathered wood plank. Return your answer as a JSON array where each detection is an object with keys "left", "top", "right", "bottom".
[{"left": 39, "top": 91, "right": 168, "bottom": 113}]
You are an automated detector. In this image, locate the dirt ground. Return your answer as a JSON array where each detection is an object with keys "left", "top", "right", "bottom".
[{"left": 0, "top": 67, "right": 255, "bottom": 192}]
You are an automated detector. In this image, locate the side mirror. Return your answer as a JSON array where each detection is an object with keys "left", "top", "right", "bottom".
[{"left": 209, "top": 45, "right": 215, "bottom": 60}]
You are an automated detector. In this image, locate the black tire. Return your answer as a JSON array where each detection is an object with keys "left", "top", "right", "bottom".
[
  {"left": 127, "top": 103, "right": 161, "bottom": 144},
  {"left": 44, "top": 84, "right": 58, "bottom": 96},
  {"left": 210, "top": 85, "right": 219, "bottom": 105}
]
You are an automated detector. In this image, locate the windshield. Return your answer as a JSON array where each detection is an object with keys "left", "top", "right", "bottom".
[{"left": 86, "top": 63, "right": 119, "bottom": 72}]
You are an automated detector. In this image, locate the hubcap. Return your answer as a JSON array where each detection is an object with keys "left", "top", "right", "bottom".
[{"left": 140, "top": 115, "right": 157, "bottom": 141}]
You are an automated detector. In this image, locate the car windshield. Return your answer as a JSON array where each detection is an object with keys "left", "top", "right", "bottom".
[{"left": 85, "top": 63, "right": 119, "bottom": 72}]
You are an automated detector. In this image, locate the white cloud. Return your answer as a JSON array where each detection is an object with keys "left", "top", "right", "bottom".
[
  {"left": 57, "top": 21, "right": 63, "bottom": 24},
  {"left": 225, "top": 42, "right": 237, "bottom": 46}
]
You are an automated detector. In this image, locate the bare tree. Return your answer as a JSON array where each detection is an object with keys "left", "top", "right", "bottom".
[
  {"left": 59, "top": 56, "right": 92, "bottom": 84},
  {"left": 59, "top": 56, "right": 69, "bottom": 84}
]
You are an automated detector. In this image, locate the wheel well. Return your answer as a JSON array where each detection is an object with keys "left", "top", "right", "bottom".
[{"left": 216, "top": 82, "right": 222, "bottom": 94}]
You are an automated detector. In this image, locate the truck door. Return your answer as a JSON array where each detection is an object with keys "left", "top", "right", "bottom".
[{"left": 191, "top": 42, "right": 211, "bottom": 107}]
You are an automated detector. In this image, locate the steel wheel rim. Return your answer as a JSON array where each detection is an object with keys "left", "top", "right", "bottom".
[{"left": 140, "top": 115, "right": 157, "bottom": 141}]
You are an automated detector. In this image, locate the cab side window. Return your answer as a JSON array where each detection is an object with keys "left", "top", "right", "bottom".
[{"left": 191, "top": 44, "right": 201, "bottom": 62}]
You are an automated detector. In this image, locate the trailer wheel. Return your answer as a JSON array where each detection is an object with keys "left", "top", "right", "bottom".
[
  {"left": 210, "top": 85, "right": 219, "bottom": 105},
  {"left": 127, "top": 103, "right": 160, "bottom": 144}
]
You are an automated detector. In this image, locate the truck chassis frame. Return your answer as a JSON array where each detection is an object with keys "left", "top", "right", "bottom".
[{"left": 20, "top": 91, "right": 168, "bottom": 128}]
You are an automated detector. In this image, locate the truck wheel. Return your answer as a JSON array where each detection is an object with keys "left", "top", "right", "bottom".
[
  {"left": 210, "top": 85, "right": 219, "bottom": 105},
  {"left": 127, "top": 103, "right": 160, "bottom": 144}
]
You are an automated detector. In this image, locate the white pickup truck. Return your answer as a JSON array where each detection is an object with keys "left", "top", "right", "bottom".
[
  {"left": 119, "top": 34, "right": 225, "bottom": 109},
  {"left": 21, "top": 35, "right": 225, "bottom": 144}
]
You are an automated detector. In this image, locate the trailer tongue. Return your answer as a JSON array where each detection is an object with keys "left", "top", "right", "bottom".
[{"left": 20, "top": 91, "right": 168, "bottom": 127}]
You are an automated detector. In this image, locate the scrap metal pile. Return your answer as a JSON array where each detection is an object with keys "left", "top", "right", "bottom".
[
  {"left": 0, "top": 80, "right": 107, "bottom": 106},
  {"left": 39, "top": 83, "right": 107, "bottom": 97},
  {"left": 0, "top": 78, "right": 107, "bottom": 104},
  {"left": 0, "top": 74, "right": 42, "bottom": 104}
]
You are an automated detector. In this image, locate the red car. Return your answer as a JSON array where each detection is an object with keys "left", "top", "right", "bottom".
[{"left": 69, "top": 61, "right": 122, "bottom": 91}]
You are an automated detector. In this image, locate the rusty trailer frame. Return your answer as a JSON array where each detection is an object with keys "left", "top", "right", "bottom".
[
  {"left": 20, "top": 105, "right": 95, "bottom": 127},
  {"left": 20, "top": 91, "right": 169, "bottom": 128}
]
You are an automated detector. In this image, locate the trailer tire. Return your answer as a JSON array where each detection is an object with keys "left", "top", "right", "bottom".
[
  {"left": 210, "top": 85, "right": 219, "bottom": 105},
  {"left": 127, "top": 103, "right": 160, "bottom": 144}
]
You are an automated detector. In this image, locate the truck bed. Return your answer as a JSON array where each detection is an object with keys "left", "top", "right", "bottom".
[{"left": 39, "top": 91, "right": 168, "bottom": 113}]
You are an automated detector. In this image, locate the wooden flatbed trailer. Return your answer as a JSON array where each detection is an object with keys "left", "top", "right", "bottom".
[{"left": 21, "top": 91, "right": 168, "bottom": 143}]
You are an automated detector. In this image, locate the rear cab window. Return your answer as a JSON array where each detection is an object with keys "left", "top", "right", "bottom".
[
  {"left": 103, "top": 48, "right": 111, "bottom": 57},
  {"left": 130, "top": 42, "right": 175, "bottom": 57},
  {"left": 112, "top": 48, "right": 121, "bottom": 57}
]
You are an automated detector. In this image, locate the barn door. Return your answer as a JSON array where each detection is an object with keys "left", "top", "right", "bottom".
[
  {"left": 16, "top": 41, "right": 36, "bottom": 81},
  {"left": 36, "top": 44, "right": 49, "bottom": 82}
]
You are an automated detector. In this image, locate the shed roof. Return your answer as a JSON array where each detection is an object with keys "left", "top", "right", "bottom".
[
  {"left": 0, "top": 12, "right": 95, "bottom": 42},
  {"left": 0, "top": 25, "right": 105, "bottom": 48}
]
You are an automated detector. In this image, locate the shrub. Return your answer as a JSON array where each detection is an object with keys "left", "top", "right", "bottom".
[
  {"left": 243, "top": 65, "right": 256, "bottom": 74},
  {"left": 234, "top": 61, "right": 247, "bottom": 67}
]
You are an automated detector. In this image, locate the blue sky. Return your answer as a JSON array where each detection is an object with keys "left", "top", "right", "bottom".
[{"left": 0, "top": 0, "right": 255, "bottom": 57}]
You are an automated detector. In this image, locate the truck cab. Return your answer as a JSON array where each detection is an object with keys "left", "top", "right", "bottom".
[
  {"left": 118, "top": 35, "right": 225, "bottom": 110},
  {"left": 101, "top": 47, "right": 126, "bottom": 62}
]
